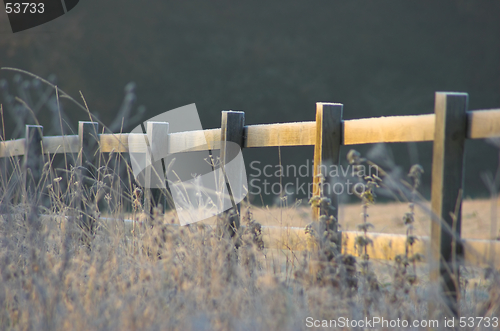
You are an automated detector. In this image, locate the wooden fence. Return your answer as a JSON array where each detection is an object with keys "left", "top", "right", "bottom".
[{"left": 1, "top": 91, "right": 500, "bottom": 315}]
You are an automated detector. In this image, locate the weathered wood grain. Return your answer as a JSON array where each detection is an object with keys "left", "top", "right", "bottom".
[
  {"left": 2, "top": 109, "right": 500, "bottom": 158},
  {"left": 468, "top": 108, "right": 500, "bottom": 139},
  {"left": 312, "top": 103, "right": 343, "bottom": 250},
  {"left": 43, "top": 135, "right": 79, "bottom": 154},
  {"left": 78, "top": 122, "right": 100, "bottom": 168},
  {"left": 344, "top": 114, "right": 436, "bottom": 145},
  {"left": 99, "top": 133, "right": 129, "bottom": 153},
  {"left": 23, "top": 125, "right": 44, "bottom": 201},
  {"left": 77, "top": 122, "right": 100, "bottom": 243},
  {"left": 429, "top": 92, "right": 468, "bottom": 317},
  {"left": 144, "top": 122, "right": 169, "bottom": 213},
  {"left": 220, "top": 111, "right": 245, "bottom": 237},
  {"left": 146, "top": 122, "right": 169, "bottom": 189},
  {"left": 169, "top": 128, "right": 221, "bottom": 153},
  {"left": 245, "top": 121, "right": 316, "bottom": 147},
  {"left": 0, "top": 138, "right": 25, "bottom": 157}
]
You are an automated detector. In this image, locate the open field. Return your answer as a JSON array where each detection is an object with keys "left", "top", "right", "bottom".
[
  {"left": 247, "top": 198, "right": 500, "bottom": 240},
  {"left": 141, "top": 198, "right": 500, "bottom": 240},
  {"left": 1, "top": 203, "right": 499, "bottom": 330}
]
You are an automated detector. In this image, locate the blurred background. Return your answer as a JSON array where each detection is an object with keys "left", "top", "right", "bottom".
[{"left": 0, "top": 0, "right": 498, "bottom": 204}]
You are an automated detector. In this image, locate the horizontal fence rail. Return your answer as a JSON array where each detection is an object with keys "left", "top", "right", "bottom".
[
  {"left": 1, "top": 109, "right": 500, "bottom": 158},
  {"left": 23, "top": 214, "right": 499, "bottom": 268},
  {"left": 1, "top": 212, "right": 498, "bottom": 268}
]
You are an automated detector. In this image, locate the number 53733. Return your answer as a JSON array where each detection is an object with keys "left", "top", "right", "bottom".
[{"left": 5, "top": 2, "right": 45, "bottom": 14}]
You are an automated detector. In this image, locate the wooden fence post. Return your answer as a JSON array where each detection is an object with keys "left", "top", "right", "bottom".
[
  {"left": 312, "top": 103, "right": 343, "bottom": 253},
  {"left": 145, "top": 121, "right": 169, "bottom": 219},
  {"left": 24, "top": 125, "right": 44, "bottom": 203},
  {"left": 78, "top": 122, "right": 100, "bottom": 168},
  {"left": 0, "top": 106, "right": 6, "bottom": 212},
  {"left": 429, "top": 92, "right": 468, "bottom": 318},
  {"left": 77, "top": 121, "right": 100, "bottom": 241},
  {"left": 219, "top": 111, "right": 245, "bottom": 237}
]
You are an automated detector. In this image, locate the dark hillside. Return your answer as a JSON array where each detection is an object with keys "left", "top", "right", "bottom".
[{"left": 0, "top": 0, "right": 498, "bottom": 202}]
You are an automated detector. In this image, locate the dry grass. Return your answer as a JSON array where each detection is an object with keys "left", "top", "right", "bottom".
[
  {"left": 228, "top": 198, "right": 500, "bottom": 240},
  {"left": 0, "top": 154, "right": 499, "bottom": 330},
  {"left": 0, "top": 73, "right": 499, "bottom": 330}
]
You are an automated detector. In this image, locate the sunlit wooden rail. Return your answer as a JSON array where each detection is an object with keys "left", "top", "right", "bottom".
[{"left": 2, "top": 109, "right": 500, "bottom": 158}]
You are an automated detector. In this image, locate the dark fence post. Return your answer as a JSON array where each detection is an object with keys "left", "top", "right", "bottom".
[
  {"left": 77, "top": 121, "right": 100, "bottom": 242},
  {"left": 429, "top": 92, "right": 468, "bottom": 318},
  {"left": 219, "top": 111, "right": 245, "bottom": 238},
  {"left": 0, "top": 105, "right": 6, "bottom": 211},
  {"left": 24, "top": 125, "right": 44, "bottom": 204},
  {"left": 145, "top": 121, "right": 169, "bottom": 220},
  {"left": 78, "top": 122, "right": 100, "bottom": 168},
  {"left": 312, "top": 103, "right": 343, "bottom": 254}
]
